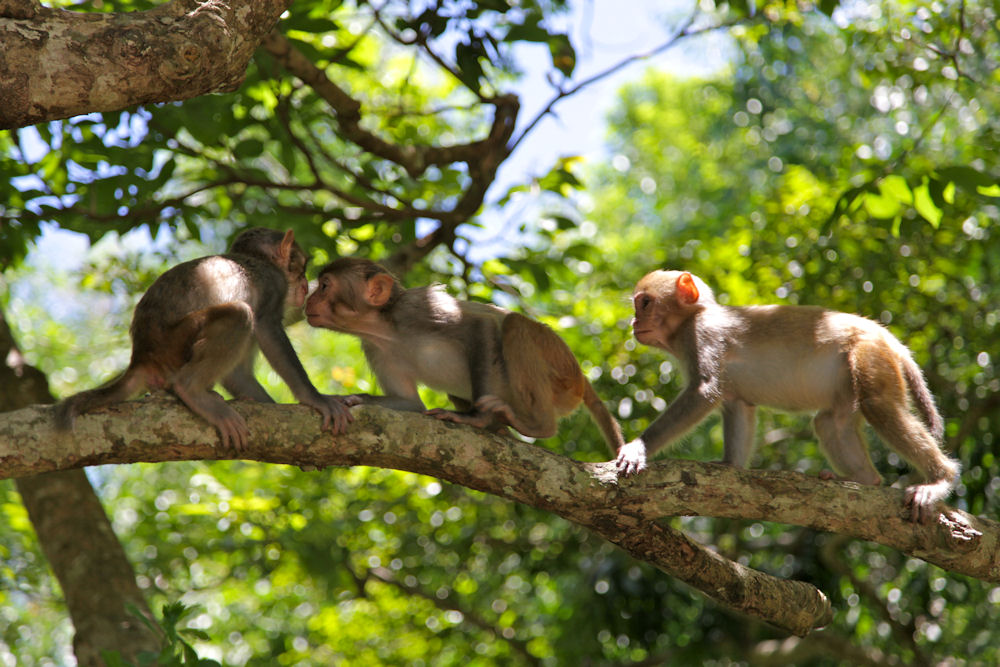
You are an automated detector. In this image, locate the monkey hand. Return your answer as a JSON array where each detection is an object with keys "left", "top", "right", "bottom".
[
  {"left": 302, "top": 394, "right": 354, "bottom": 435},
  {"left": 904, "top": 482, "right": 947, "bottom": 524},
  {"left": 615, "top": 440, "right": 648, "bottom": 477}
]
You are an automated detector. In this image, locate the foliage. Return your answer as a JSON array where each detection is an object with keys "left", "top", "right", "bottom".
[
  {"left": 573, "top": 1, "right": 1000, "bottom": 663},
  {"left": 2, "top": 0, "right": 1000, "bottom": 665},
  {"left": 102, "top": 602, "right": 221, "bottom": 667}
]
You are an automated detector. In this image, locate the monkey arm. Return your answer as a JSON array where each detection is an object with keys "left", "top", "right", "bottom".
[
  {"left": 254, "top": 318, "right": 323, "bottom": 402},
  {"left": 617, "top": 381, "right": 721, "bottom": 477},
  {"left": 255, "top": 317, "right": 352, "bottom": 433},
  {"left": 640, "top": 382, "right": 721, "bottom": 455}
]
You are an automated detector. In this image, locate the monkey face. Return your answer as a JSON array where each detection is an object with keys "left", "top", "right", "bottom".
[
  {"left": 631, "top": 290, "right": 662, "bottom": 347},
  {"left": 286, "top": 273, "right": 309, "bottom": 310},
  {"left": 632, "top": 270, "right": 703, "bottom": 350},
  {"left": 305, "top": 274, "right": 366, "bottom": 333}
]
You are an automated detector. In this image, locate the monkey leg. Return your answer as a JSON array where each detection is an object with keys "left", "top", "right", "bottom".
[
  {"left": 223, "top": 358, "right": 274, "bottom": 403},
  {"left": 721, "top": 400, "right": 757, "bottom": 467},
  {"left": 852, "top": 341, "right": 960, "bottom": 523},
  {"left": 169, "top": 303, "right": 256, "bottom": 452},
  {"left": 494, "top": 313, "right": 582, "bottom": 439},
  {"left": 427, "top": 407, "right": 505, "bottom": 431},
  {"left": 475, "top": 394, "right": 558, "bottom": 439},
  {"left": 813, "top": 408, "right": 881, "bottom": 485},
  {"left": 858, "top": 398, "right": 959, "bottom": 523}
]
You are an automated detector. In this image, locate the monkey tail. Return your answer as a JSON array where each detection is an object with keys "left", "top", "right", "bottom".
[
  {"left": 53, "top": 363, "right": 153, "bottom": 431},
  {"left": 900, "top": 354, "right": 944, "bottom": 442},
  {"left": 582, "top": 381, "right": 626, "bottom": 456}
]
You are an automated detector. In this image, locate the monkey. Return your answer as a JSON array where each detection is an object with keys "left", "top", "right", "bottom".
[
  {"left": 54, "top": 228, "right": 353, "bottom": 451},
  {"left": 616, "top": 269, "right": 959, "bottom": 524},
  {"left": 303, "top": 257, "right": 626, "bottom": 455}
]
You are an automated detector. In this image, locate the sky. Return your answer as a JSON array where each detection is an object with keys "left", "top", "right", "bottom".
[
  {"left": 500, "top": 1, "right": 730, "bottom": 190},
  {"left": 24, "top": 0, "right": 732, "bottom": 266}
]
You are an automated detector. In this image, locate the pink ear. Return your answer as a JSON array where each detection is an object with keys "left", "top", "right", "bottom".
[
  {"left": 366, "top": 274, "right": 395, "bottom": 307},
  {"left": 676, "top": 272, "right": 700, "bottom": 305}
]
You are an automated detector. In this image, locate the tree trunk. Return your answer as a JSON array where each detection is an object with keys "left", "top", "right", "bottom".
[{"left": 1, "top": 312, "right": 159, "bottom": 665}]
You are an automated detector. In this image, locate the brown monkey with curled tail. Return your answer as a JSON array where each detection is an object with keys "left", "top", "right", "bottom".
[
  {"left": 616, "top": 269, "right": 959, "bottom": 523},
  {"left": 55, "top": 228, "right": 352, "bottom": 450},
  {"left": 304, "top": 257, "right": 625, "bottom": 455}
]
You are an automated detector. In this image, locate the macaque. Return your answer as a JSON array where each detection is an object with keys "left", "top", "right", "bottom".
[
  {"left": 304, "top": 257, "right": 625, "bottom": 454},
  {"left": 55, "top": 228, "right": 352, "bottom": 450},
  {"left": 617, "top": 269, "right": 959, "bottom": 524}
]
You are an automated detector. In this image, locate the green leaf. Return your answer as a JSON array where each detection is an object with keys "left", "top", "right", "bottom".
[
  {"left": 548, "top": 33, "right": 576, "bottom": 78},
  {"left": 819, "top": 0, "right": 840, "bottom": 16},
  {"left": 233, "top": 139, "right": 264, "bottom": 160},
  {"left": 455, "top": 41, "right": 484, "bottom": 90},
  {"left": 938, "top": 165, "right": 994, "bottom": 190},
  {"left": 913, "top": 180, "right": 942, "bottom": 227},
  {"left": 505, "top": 23, "right": 551, "bottom": 43}
]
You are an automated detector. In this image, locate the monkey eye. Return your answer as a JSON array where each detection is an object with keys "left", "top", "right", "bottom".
[{"left": 635, "top": 294, "right": 651, "bottom": 312}]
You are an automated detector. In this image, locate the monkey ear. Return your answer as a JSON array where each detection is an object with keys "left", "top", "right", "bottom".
[
  {"left": 280, "top": 229, "right": 295, "bottom": 255},
  {"left": 366, "top": 273, "right": 395, "bottom": 307},
  {"left": 676, "top": 272, "right": 700, "bottom": 305},
  {"left": 272, "top": 229, "right": 296, "bottom": 265}
]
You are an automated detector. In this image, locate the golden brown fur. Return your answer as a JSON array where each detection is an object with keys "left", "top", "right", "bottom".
[{"left": 619, "top": 269, "right": 958, "bottom": 523}]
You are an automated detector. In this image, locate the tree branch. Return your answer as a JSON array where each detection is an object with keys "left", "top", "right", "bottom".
[
  {"left": 261, "top": 31, "right": 518, "bottom": 181},
  {"left": 0, "top": 0, "right": 292, "bottom": 130},
  {"left": 5, "top": 398, "right": 999, "bottom": 633},
  {"left": 1, "top": 397, "right": 831, "bottom": 635}
]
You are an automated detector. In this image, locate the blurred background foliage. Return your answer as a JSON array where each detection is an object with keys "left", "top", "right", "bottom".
[{"left": 1, "top": 0, "right": 999, "bottom": 664}]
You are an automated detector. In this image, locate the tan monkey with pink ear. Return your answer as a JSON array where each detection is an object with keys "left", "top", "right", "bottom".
[{"left": 618, "top": 269, "right": 959, "bottom": 524}]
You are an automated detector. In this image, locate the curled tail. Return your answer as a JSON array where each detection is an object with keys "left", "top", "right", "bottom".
[
  {"left": 53, "top": 364, "right": 152, "bottom": 431},
  {"left": 901, "top": 355, "right": 944, "bottom": 442},
  {"left": 582, "top": 381, "right": 625, "bottom": 456}
]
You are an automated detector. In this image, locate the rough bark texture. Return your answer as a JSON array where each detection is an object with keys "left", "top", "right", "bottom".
[
  {"left": 3, "top": 396, "right": 998, "bottom": 633},
  {"left": 0, "top": 0, "right": 291, "bottom": 129},
  {"left": 0, "top": 315, "right": 159, "bottom": 665}
]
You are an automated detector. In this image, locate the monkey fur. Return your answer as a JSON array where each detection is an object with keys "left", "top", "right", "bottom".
[
  {"left": 618, "top": 269, "right": 958, "bottom": 524},
  {"left": 304, "top": 257, "right": 625, "bottom": 454},
  {"left": 54, "top": 228, "right": 351, "bottom": 450}
]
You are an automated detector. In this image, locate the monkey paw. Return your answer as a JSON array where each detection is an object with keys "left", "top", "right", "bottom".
[
  {"left": 474, "top": 395, "right": 516, "bottom": 421},
  {"left": 615, "top": 440, "right": 648, "bottom": 477},
  {"left": 305, "top": 394, "right": 354, "bottom": 435},
  {"left": 904, "top": 484, "right": 942, "bottom": 524},
  {"left": 428, "top": 408, "right": 493, "bottom": 429},
  {"left": 217, "top": 416, "right": 250, "bottom": 453}
]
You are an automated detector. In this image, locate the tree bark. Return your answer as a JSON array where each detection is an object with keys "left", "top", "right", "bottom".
[
  {"left": 0, "top": 314, "right": 159, "bottom": 665},
  {"left": 3, "top": 396, "right": 998, "bottom": 634},
  {"left": 0, "top": 0, "right": 291, "bottom": 130}
]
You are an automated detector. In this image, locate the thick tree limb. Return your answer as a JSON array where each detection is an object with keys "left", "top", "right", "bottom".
[
  {"left": 5, "top": 399, "right": 999, "bottom": 634},
  {"left": 2, "top": 397, "right": 830, "bottom": 635},
  {"left": 0, "top": 0, "right": 291, "bottom": 130}
]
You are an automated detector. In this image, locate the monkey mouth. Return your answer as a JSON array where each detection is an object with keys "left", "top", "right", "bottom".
[{"left": 633, "top": 328, "right": 656, "bottom": 344}]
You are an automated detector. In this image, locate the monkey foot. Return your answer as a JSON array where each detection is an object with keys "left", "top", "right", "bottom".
[{"left": 426, "top": 409, "right": 493, "bottom": 429}]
